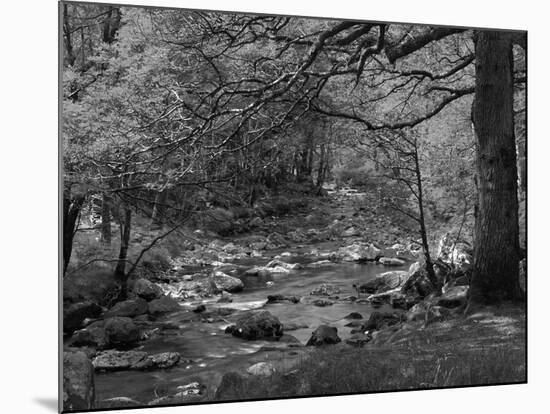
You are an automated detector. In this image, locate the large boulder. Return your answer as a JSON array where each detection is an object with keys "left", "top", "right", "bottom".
[
  {"left": 132, "top": 279, "right": 163, "bottom": 301},
  {"left": 105, "top": 298, "right": 148, "bottom": 318},
  {"left": 103, "top": 317, "right": 139, "bottom": 346},
  {"left": 364, "top": 243, "right": 382, "bottom": 261},
  {"left": 267, "top": 294, "right": 301, "bottom": 304},
  {"left": 93, "top": 350, "right": 180, "bottom": 371},
  {"left": 147, "top": 296, "right": 181, "bottom": 315},
  {"left": 93, "top": 350, "right": 149, "bottom": 371},
  {"left": 63, "top": 350, "right": 95, "bottom": 411},
  {"left": 358, "top": 271, "right": 409, "bottom": 294},
  {"left": 247, "top": 362, "right": 276, "bottom": 377},
  {"left": 225, "top": 310, "right": 283, "bottom": 340},
  {"left": 401, "top": 262, "right": 435, "bottom": 298},
  {"left": 63, "top": 301, "right": 102, "bottom": 333},
  {"left": 338, "top": 243, "right": 380, "bottom": 262},
  {"left": 71, "top": 320, "right": 108, "bottom": 349},
  {"left": 306, "top": 325, "right": 341, "bottom": 346},
  {"left": 210, "top": 271, "right": 244, "bottom": 293}
]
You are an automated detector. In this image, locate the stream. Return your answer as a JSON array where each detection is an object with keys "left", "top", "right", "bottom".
[{"left": 94, "top": 244, "right": 407, "bottom": 404}]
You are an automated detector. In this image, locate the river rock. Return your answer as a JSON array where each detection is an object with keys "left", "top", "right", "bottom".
[
  {"left": 307, "top": 260, "right": 335, "bottom": 268},
  {"left": 92, "top": 350, "right": 180, "bottom": 371},
  {"left": 342, "top": 227, "right": 360, "bottom": 237},
  {"left": 148, "top": 352, "right": 181, "bottom": 369},
  {"left": 104, "top": 317, "right": 139, "bottom": 346},
  {"left": 390, "top": 292, "right": 417, "bottom": 310},
  {"left": 312, "top": 299, "right": 333, "bottom": 307},
  {"left": 63, "top": 301, "right": 103, "bottom": 333},
  {"left": 310, "top": 283, "right": 341, "bottom": 296},
  {"left": 225, "top": 310, "right": 283, "bottom": 340},
  {"left": 148, "top": 296, "right": 181, "bottom": 315},
  {"left": 266, "top": 259, "right": 303, "bottom": 270},
  {"left": 379, "top": 257, "right": 406, "bottom": 266},
  {"left": 283, "top": 321, "right": 309, "bottom": 331},
  {"left": 306, "top": 325, "right": 341, "bottom": 346},
  {"left": 401, "top": 263, "right": 435, "bottom": 298},
  {"left": 210, "top": 271, "right": 244, "bottom": 293},
  {"left": 98, "top": 397, "right": 142, "bottom": 409},
  {"left": 63, "top": 350, "right": 95, "bottom": 411},
  {"left": 359, "top": 270, "right": 409, "bottom": 294},
  {"left": 344, "top": 312, "right": 363, "bottom": 320},
  {"left": 267, "top": 294, "right": 301, "bottom": 304},
  {"left": 71, "top": 320, "right": 108, "bottom": 349},
  {"left": 93, "top": 350, "right": 149, "bottom": 371},
  {"left": 132, "top": 278, "right": 163, "bottom": 301},
  {"left": 105, "top": 298, "right": 148, "bottom": 318},
  {"left": 338, "top": 243, "right": 381, "bottom": 262},
  {"left": 247, "top": 362, "right": 276, "bottom": 377}
]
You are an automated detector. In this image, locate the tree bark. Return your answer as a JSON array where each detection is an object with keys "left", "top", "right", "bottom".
[
  {"left": 100, "top": 193, "right": 111, "bottom": 245},
  {"left": 151, "top": 190, "right": 167, "bottom": 226},
  {"left": 62, "top": 4, "right": 76, "bottom": 67},
  {"left": 413, "top": 143, "right": 439, "bottom": 290},
  {"left": 114, "top": 207, "right": 132, "bottom": 297},
  {"left": 63, "top": 192, "right": 85, "bottom": 276},
  {"left": 469, "top": 31, "right": 522, "bottom": 305},
  {"left": 102, "top": 7, "right": 121, "bottom": 44}
]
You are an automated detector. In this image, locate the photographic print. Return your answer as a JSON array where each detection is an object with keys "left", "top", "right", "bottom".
[{"left": 61, "top": 1, "right": 527, "bottom": 411}]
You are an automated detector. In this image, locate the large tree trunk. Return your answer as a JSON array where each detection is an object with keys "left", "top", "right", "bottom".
[
  {"left": 468, "top": 31, "right": 522, "bottom": 305},
  {"left": 63, "top": 192, "right": 85, "bottom": 276}
]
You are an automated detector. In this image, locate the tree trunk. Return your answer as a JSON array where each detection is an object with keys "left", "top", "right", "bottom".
[
  {"left": 151, "top": 190, "right": 167, "bottom": 226},
  {"left": 414, "top": 144, "right": 439, "bottom": 290},
  {"left": 63, "top": 192, "right": 85, "bottom": 276},
  {"left": 469, "top": 31, "right": 522, "bottom": 305},
  {"left": 114, "top": 207, "right": 132, "bottom": 298},
  {"left": 102, "top": 7, "right": 121, "bottom": 44},
  {"left": 100, "top": 194, "right": 111, "bottom": 245},
  {"left": 62, "top": 4, "right": 76, "bottom": 67}
]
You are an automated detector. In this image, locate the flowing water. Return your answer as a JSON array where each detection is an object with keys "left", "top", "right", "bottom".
[{"left": 95, "top": 248, "right": 407, "bottom": 404}]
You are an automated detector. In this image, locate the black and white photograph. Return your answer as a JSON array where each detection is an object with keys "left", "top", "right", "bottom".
[{"left": 58, "top": 1, "right": 530, "bottom": 412}]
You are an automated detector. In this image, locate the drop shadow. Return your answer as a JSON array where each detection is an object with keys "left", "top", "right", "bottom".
[{"left": 34, "top": 398, "right": 58, "bottom": 412}]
